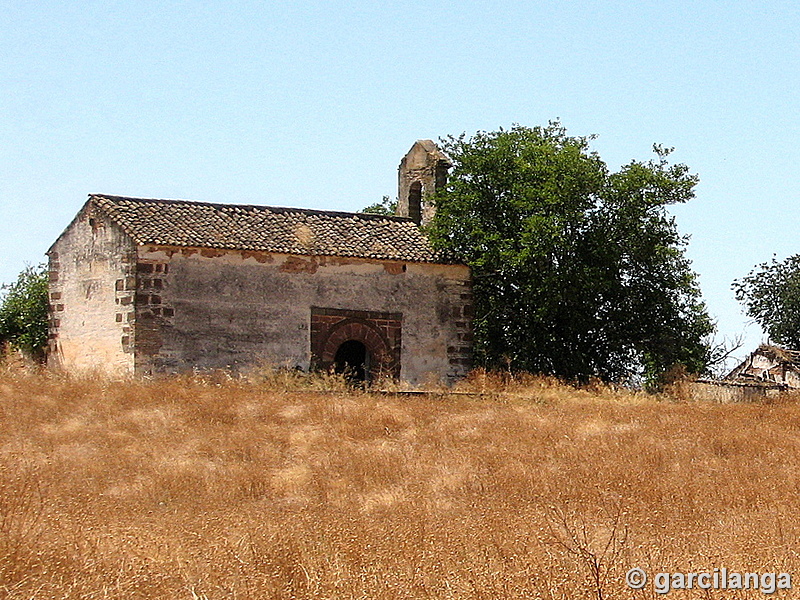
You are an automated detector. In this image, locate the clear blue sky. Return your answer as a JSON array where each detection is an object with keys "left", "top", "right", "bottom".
[{"left": 3, "top": 0, "right": 800, "bottom": 365}]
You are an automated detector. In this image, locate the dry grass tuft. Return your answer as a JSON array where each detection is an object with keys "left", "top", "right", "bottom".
[{"left": 1, "top": 368, "right": 799, "bottom": 598}]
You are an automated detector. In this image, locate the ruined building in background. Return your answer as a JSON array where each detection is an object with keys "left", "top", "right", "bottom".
[
  {"left": 46, "top": 141, "right": 472, "bottom": 384},
  {"left": 691, "top": 344, "right": 800, "bottom": 402},
  {"left": 724, "top": 344, "right": 800, "bottom": 388}
]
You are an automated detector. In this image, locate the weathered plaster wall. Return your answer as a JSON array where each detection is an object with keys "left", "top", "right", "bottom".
[
  {"left": 135, "top": 246, "right": 471, "bottom": 384},
  {"left": 785, "top": 369, "right": 800, "bottom": 388},
  {"left": 47, "top": 205, "right": 137, "bottom": 375}
]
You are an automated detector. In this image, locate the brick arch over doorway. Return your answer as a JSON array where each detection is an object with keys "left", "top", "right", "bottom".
[{"left": 311, "top": 307, "right": 402, "bottom": 380}]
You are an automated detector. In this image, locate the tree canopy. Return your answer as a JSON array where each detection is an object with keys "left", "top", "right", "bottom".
[
  {"left": 0, "top": 264, "right": 49, "bottom": 361},
  {"left": 427, "top": 123, "right": 713, "bottom": 384},
  {"left": 733, "top": 255, "right": 800, "bottom": 348}
]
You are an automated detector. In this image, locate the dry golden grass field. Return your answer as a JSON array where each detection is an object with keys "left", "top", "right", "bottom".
[{"left": 1, "top": 367, "right": 799, "bottom": 599}]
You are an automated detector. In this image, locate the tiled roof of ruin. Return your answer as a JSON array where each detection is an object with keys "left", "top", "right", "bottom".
[
  {"left": 754, "top": 344, "right": 800, "bottom": 366},
  {"left": 88, "top": 195, "right": 449, "bottom": 263},
  {"left": 722, "top": 343, "right": 800, "bottom": 385}
]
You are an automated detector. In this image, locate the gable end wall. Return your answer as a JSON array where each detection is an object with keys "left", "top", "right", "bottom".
[{"left": 47, "top": 203, "right": 137, "bottom": 375}]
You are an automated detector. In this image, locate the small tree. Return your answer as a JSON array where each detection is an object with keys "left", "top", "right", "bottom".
[
  {"left": 733, "top": 254, "right": 800, "bottom": 348},
  {"left": 0, "top": 264, "right": 49, "bottom": 362},
  {"left": 360, "top": 195, "right": 397, "bottom": 216}
]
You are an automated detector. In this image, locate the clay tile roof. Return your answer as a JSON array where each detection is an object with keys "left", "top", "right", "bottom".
[
  {"left": 757, "top": 344, "right": 800, "bottom": 365},
  {"left": 89, "top": 195, "right": 450, "bottom": 264}
]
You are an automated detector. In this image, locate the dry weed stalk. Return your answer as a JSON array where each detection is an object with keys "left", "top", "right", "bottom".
[{"left": 542, "top": 502, "right": 628, "bottom": 600}]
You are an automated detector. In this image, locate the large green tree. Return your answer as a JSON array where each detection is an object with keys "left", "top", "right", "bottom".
[
  {"left": 733, "top": 255, "right": 800, "bottom": 348},
  {"left": 0, "top": 264, "right": 49, "bottom": 361},
  {"left": 427, "top": 123, "right": 713, "bottom": 383}
]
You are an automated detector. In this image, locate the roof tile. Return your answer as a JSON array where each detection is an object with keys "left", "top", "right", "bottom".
[{"left": 90, "top": 195, "right": 449, "bottom": 263}]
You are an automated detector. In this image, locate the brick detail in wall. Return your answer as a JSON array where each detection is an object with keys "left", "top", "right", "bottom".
[
  {"left": 133, "top": 262, "right": 174, "bottom": 358},
  {"left": 447, "top": 284, "right": 473, "bottom": 368},
  {"left": 134, "top": 262, "right": 174, "bottom": 318},
  {"left": 310, "top": 307, "right": 402, "bottom": 380},
  {"left": 46, "top": 255, "right": 61, "bottom": 352},
  {"left": 114, "top": 270, "right": 137, "bottom": 354}
]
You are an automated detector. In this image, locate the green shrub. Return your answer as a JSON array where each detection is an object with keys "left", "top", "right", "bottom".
[{"left": 0, "top": 264, "right": 49, "bottom": 361}]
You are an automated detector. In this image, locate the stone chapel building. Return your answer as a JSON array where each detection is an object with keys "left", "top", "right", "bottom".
[{"left": 46, "top": 141, "right": 473, "bottom": 384}]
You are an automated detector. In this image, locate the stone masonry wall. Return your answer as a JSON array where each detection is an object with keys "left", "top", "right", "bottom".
[
  {"left": 134, "top": 246, "right": 472, "bottom": 384},
  {"left": 47, "top": 205, "right": 137, "bottom": 375}
]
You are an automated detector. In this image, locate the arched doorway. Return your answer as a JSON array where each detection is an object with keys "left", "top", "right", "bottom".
[
  {"left": 311, "top": 308, "right": 403, "bottom": 381},
  {"left": 334, "top": 340, "right": 369, "bottom": 382}
]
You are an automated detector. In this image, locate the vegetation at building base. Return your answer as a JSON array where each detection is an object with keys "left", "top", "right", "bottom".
[
  {"left": 0, "top": 264, "right": 48, "bottom": 362},
  {"left": 428, "top": 123, "right": 714, "bottom": 386},
  {"left": 733, "top": 254, "right": 800, "bottom": 349},
  {"left": 1, "top": 369, "right": 798, "bottom": 599}
]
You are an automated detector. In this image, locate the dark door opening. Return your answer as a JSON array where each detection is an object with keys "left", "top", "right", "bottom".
[{"left": 334, "top": 340, "right": 368, "bottom": 382}]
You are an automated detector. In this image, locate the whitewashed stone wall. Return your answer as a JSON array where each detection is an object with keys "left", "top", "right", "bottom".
[
  {"left": 49, "top": 222, "right": 472, "bottom": 384},
  {"left": 47, "top": 206, "right": 137, "bottom": 375}
]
